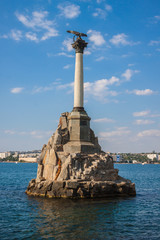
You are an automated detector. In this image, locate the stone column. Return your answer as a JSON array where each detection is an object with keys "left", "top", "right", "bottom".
[
  {"left": 72, "top": 38, "right": 87, "bottom": 111},
  {"left": 74, "top": 52, "right": 83, "bottom": 108}
]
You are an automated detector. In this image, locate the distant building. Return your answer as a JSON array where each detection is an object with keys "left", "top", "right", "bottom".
[
  {"left": 132, "top": 160, "right": 139, "bottom": 164},
  {"left": 147, "top": 154, "right": 158, "bottom": 161},
  {"left": 112, "top": 155, "right": 122, "bottom": 162},
  {"left": 0, "top": 152, "right": 11, "bottom": 159},
  {"left": 13, "top": 152, "right": 19, "bottom": 157},
  {"left": 158, "top": 155, "right": 160, "bottom": 161},
  {"left": 19, "top": 153, "right": 40, "bottom": 158},
  {"left": 19, "top": 157, "right": 37, "bottom": 163}
]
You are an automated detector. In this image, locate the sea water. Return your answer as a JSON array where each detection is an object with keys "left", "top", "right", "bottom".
[{"left": 0, "top": 163, "right": 160, "bottom": 240}]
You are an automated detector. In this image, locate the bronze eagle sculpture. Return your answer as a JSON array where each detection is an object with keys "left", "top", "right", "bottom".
[{"left": 67, "top": 30, "right": 87, "bottom": 42}]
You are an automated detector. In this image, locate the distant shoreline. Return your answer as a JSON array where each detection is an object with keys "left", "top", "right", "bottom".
[
  {"left": 0, "top": 161, "right": 159, "bottom": 165},
  {"left": 0, "top": 161, "right": 37, "bottom": 163}
]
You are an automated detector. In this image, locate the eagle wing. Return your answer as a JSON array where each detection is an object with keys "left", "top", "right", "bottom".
[
  {"left": 80, "top": 33, "right": 87, "bottom": 37},
  {"left": 67, "top": 30, "right": 80, "bottom": 36},
  {"left": 67, "top": 30, "right": 87, "bottom": 37}
]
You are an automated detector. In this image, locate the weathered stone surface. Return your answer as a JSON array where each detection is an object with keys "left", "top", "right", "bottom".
[
  {"left": 57, "top": 163, "right": 69, "bottom": 181},
  {"left": 37, "top": 144, "right": 47, "bottom": 164},
  {"left": 26, "top": 179, "right": 136, "bottom": 198},
  {"left": 53, "top": 129, "right": 62, "bottom": 146},
  {"left": 49, "top": 149, "right": 57, "bottom": 166},
  {"left": 36, "top": 164, "right": 43, "bottom": 182},
  {"left": 42, "top": 164, "right": 53, "bottom": 180},
  {"left": 66, "top": 181, "right": 79, "bottom": 189},
  {"left": 60, "top": 115, "right": 68, "bottom": 130}
]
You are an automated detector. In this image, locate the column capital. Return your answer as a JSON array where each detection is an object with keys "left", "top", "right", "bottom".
[{"left": 72, "top": 38, "right": 88, "bottom": 53}]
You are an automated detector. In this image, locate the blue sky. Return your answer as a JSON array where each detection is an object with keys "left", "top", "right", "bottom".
[{"left": 0, "top": 0, "right": 160, "bottom": 153}]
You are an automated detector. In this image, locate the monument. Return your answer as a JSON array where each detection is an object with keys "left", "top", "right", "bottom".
[
  {"left": 26, "top": 31, "right": 136, "bottom": 198},
  {"left": 64, "top": 30, "right": 101, "bottom": 154}
]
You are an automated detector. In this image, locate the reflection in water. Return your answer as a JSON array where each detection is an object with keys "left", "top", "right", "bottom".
[{"left": 27, "top": 196, "right": 130, "bottom": 239}]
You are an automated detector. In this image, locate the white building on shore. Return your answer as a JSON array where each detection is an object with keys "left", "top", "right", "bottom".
[
  {"left": 19, "top": 157, "right": 37, "bottom": 163},
  {"left": 147, "top": 154, "right": 158, "bottom": 161},
  {"left": 0, "top": 152, "right": 11, "bottom": 159}
]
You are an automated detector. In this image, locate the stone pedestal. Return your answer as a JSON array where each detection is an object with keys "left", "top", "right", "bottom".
[
  {"left": 63, "top": 141, "right": 100, "bottom": 154},
  {"left": 62, "top": 109, "right": 101, "bottom": 153},
  {"left": 68, "top": 109, "right": 90, "bottom": 142}
]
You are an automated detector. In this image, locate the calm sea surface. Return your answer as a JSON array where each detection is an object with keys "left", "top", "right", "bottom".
[{"left": 0, "top": 163, "right": 160, "bottom": 240}]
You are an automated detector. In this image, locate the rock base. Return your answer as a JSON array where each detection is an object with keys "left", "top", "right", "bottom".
[
  {"left": 25, "top": 112, "right": 136, "bottom": 199},
  {"left": 26, "top": 178, "right": 136, "bottom": 199}
]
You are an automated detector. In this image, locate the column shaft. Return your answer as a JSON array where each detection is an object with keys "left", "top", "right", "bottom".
[{"left": 74, "top": 53, "right": 83, "bottom": 108}]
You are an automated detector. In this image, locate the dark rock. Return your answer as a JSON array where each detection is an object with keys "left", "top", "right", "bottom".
[
  {"left": 26, "top": 179, "right": 136, "bottom": 199},
  {"left": 66, "top": 181, "right": 79, "bottom": 189}
]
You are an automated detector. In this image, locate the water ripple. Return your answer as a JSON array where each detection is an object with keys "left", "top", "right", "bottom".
[{"left": 0, "top": 163, "right": 160, "bottom": 239}]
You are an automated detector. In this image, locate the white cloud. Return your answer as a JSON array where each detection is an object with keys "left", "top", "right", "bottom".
[
  {"left": 57, "top": 52, "right": 74, "bottom": 58},
  {"left": 54, "top": 76, "right": 119, "bottom": 100},
  {"left": 149, "top": 40, "right": 160, "bottom": 46},
  {"left": 11, "top": 87, "right": 24, "bottom": 94},
  {"left": 41, "top": 28, "right": 58, "bottom": 41},
  {"left": 110, "top": 33, "right": 140, "bottom": 46},
  {"left": 84, "top": 67, "right": 90, "bottom": 70},
  {"left": 63, "top": 38, "right": 73, "bottom": 51},
  {"left": 87, "top": 30, "right": 105, "bottom": 46},
  {"left": 58, "top": 3, "right": 81, "bottom": 19},
  {"left": 105, "top": 76, "right": 119, "bottom": 85},
  {"left": 16, "top": 11, "right": 51, "bottom": 29},
  {"left": 93, "top": 8, "right": 107, "bottom": 19},
  {"left": 150, "top": 113, "right": 160, "bottom": 118},
  {"left": 152, "top": 15, "right": 160, "bottom": 24},
  {"left": 93, "top": 118, "right": 115, "bottom": 123},
  {"left": 15, "top": 11, "right": 58, "bottom": 42},
  {"left": 122, "top": 69, "right": 139, "bottom": 81},
  {"left": 25, "top": 32, "right": 38, "bottom": 42},
  {"left": 133, "top": 110, "right": 150, "bottom": 117},
  {"left": 127, "top": 89, "right": 155, "bottom": 96},
  {"left": 110, "top": 33, "right": 129, "bottom": 46},
  {"left": 32, "top": 86, "right": 52, "bottom": 94},
  {"left": 10, "top": 29, "right": 22, "bottom": 41},
  {"left": 95, "top": 56, "right": 105, "bottom": 61},
  {"left": 133, "top": 110, "right": 160, "bottom": 118},
  {"left": 5, "top": 129, "right": 52, "bottom": 138},
  {"left": 100, "top": 127, "right": 130, "bottom": 138},
  {"left": 96, "top": 0, "right": 104, "bottom": 3},
  {"left": 56, "top": 82, "right": 74, "bottom": 90},
  {"left": 4, "top": 130, "right": 16, "bottom": 135},
  {"left": 105, "top": 4, "right": 112, "bottom": 11},
  {"left": 144, "top": 53, "right": 152, "bottom": 57},
  {"left": 134, "top": 119, "right": 155, "bottom": 125},
  {"left": 32, "top": 80, "right": 62, "bottom": 94},
  {"left": 0, "top": 34, "right": 8, "bottom": 39},
  {"left": 137, "top": 129, "right": 160, "bottom": 137},
  {"left": 63, "top": 64, "right": 72, "bottom": 69},
  {"left": 84, "top": 76, "right": 119, "bottom": 98},
  {"left": 84, "top": 50, "right": 91, "bottom": 55},
  {"left": 154, "top": 16, "right": 160, "bottom": 20},
  {"left": 121, "top": 54, "right": 129, "bottom": 58}
]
